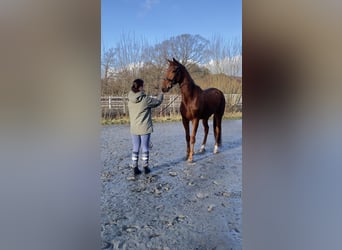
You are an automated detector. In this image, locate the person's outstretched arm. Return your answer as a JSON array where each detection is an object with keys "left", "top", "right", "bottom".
[{"left": 146, "top": 92, "right": 164, "bottom": 108}]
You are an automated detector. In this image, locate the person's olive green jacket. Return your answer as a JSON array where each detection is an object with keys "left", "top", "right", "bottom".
[{"left": 128, "top": 91, "right": 163, "bottom": 135}]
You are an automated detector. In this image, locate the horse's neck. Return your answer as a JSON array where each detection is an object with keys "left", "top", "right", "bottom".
[{"left": 180, "top": 73, "right": 202, "bottom": 102}]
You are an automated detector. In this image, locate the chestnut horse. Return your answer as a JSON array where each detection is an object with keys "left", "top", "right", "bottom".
[{"left": 161, "top": 58, "right": 226, "bottom": 162}]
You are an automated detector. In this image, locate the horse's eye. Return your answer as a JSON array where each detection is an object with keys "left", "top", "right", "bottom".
[{"left": 172, "top": 66, "right": 180, "bottom": 73}]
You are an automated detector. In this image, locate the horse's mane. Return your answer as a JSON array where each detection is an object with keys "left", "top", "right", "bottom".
[{"left": 178, "top": 63, "right": 201, "bottom": 90}]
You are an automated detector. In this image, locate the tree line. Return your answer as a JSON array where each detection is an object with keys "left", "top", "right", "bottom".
[{"left": 101, "top": 33, "right": 241, "bottom": 97}]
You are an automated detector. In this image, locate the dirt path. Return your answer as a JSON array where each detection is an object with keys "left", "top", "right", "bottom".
[{"left": 101, "top": 119, "right": 242, "bottom": 250}]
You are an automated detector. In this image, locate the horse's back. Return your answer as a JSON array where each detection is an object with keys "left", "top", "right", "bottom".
[
  {"left": 203, "top": 87, "right": 224, "bottom": 97},
  {"left": 190, "top": 88, "right": 226, "bottom": 119},
  {"left": 202, "top": 88, "right": 225, "bottom": 114}
]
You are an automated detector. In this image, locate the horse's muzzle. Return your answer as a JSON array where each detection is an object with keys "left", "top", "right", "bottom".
[
  {"left": 161, "top": 80, "right": 173, "bottom": 92},
  {"left": 161, "top": 87, "right": 169, "bottom": 93}
]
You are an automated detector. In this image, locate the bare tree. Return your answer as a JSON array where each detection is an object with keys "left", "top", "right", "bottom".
[
  {"left": 141, "top": 43, "right": 168, "bottom": 93},
  {"left": 153, "top": 34, "right": 210, "bottom": 68},
  {"left": 101, "top": 47, "right": 115, "bottom": 79},
  {"left": 112, "top": 32, "right": 150, "bottom": 95},
  {"left": 101, "top": 47, "right": 116, "bottom": 95},
  {"left": 208, "top": 35, "right": 242, "bottom": 76},
  {"left": 115, "top": 32, "right": 148, "bottom": 71}
]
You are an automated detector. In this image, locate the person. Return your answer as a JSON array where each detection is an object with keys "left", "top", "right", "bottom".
[{"left": 127, "top": 79, "right": 164, "bottom": 175}]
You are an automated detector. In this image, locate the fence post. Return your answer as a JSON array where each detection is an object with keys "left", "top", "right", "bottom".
[
  {"left": 172, "top": 95, "right": 175, "bottom": 114},
  {"left": 108, "top": 96, "right": 112, "bottom": 109}
]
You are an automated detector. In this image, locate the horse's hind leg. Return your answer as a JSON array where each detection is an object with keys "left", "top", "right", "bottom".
[
  {"left": 199, "top": 119, "right": 209, "bottom": 153},
  {"left": 213, "top": 114, "right": 223, "bottom": 154}
]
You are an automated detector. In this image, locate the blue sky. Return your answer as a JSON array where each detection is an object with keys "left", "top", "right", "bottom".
[{"left": 101, "top": 0, "right": 241, "bottom": 50}]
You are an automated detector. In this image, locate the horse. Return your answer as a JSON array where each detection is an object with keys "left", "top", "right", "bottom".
[{"left": 161, "top": 58, "right": 226, "bottom": 162}]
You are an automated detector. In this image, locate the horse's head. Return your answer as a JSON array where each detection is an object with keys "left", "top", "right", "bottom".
[{"left": 161, "top": 58, "right": 183, "bottom": 93}]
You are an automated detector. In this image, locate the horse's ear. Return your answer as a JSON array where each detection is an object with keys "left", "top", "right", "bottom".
[
  {"left": 173, "top": 58, "right": 180, "bottom": 64},
  {"left": 167, "top": 58, "right": 172, "bottom": 64}
]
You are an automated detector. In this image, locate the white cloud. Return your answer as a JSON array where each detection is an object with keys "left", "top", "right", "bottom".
[
  {"left": 205, "top": 56, "right": 242, "bottom": 77},
  {"left": 138, "top": 0, "right": 160, "bottom": 17},
  {"left": 144, "top": 0, "right": 159, "bottom": 10}
]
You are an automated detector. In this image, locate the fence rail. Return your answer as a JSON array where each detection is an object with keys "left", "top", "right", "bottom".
[{"left": 101, "top": 94, "right": 242, "bottom": 119}]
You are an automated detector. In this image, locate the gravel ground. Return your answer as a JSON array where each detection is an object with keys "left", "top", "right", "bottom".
[{"left": 101, "top": 119, "right": 242, "bottom": 250}]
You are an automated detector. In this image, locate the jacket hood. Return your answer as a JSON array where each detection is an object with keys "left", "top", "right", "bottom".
[{"left": 128, "top": 91, "right": 145, "bottom": 103}]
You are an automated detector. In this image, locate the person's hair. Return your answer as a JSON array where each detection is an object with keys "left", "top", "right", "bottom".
[{"left": 131, "top": 79, "right": 144, "bottom": 93}]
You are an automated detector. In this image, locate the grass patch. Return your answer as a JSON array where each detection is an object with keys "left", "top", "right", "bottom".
[
  {"left": 101, "top": 112, "right": 242, "bottom": 125},
  {"left": 223, "top": 111, "right": 242, "bottom": 120},
  {"left": 153, "top": 114, "right": 183, "bottom": 123},
  {"left": 101, "top": 117, "right": 130, "bottom": 125}
]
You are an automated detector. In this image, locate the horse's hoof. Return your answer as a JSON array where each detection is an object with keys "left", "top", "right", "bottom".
[
  {"left": 184, "top": 154, "right": 189, "bottom": 161},
  {"left": 199, "top": 145, "right": 206, "bottom": 153},
  {"left": 187, "top": 161, "right": 196, "bottom": 166},
  {"left": 213, "top": 145, "right": 219, "bottom": 154}
]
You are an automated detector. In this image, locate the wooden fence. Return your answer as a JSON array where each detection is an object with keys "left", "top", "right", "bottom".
[{"left": 101, "top": 94, "right": 241, "bottom": 119}]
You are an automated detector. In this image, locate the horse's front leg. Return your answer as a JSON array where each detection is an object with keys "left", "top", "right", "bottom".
[
  {"left": 182, "top": 117, "right": 190, "bottom": 160},
  {"left": 189, "top": 119, "right": 200, "bottom": 162},
  {"left": 199, "top": 119, "right": 209, "bottom": 153}
]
